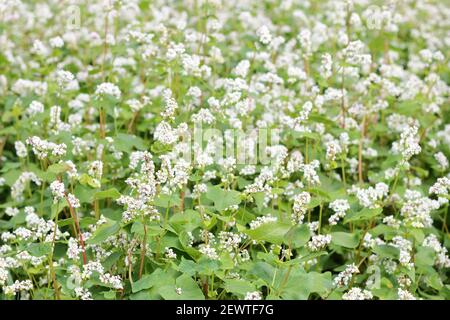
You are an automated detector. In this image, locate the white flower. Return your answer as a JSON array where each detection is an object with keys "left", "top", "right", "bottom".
[
  {"left": 88, "top": 161, "right": 103, "bottom": 182},
  {"left": 27, "top": 101, "right": 44, "bottom": 116},
  {"left": 257, "top": 26, "right": 272, "bottom": 45},
  {"left": 15, "top": 141, "right": 27, "bottom": 158},
  {"left": 187, "top": 86, "right": 202, "bottom": 99},
  {"left": 3, "top": 280, "right": 33, "bottom": 296},
  {"left": 349, "top": 183, "right": 389, "bottom": 209},
  {"left": 319, "top": 53, "right": 333, "bottom": 78},
  {"left": 245, "top": 291, "right": 262, "bottom": 300},
  {"left": 300, "top": 160, "right": 321, "bottom": 185},
  {"left": 67, "top": 238, "right": 82, "bottom": 260},
  {"left": 422, "top": 234, "right": 450, "bottom": 268},
  {"left": 307, "top": 234, "right": 332, "bottom": 251},
  {"left": 165, "top": 247, "right": 177, "bottom": 259},
  {"left": 249, "top": 215, "right": 278, "bottom": 230},
  {"left": 199, "top": 244, "right": 219, "bottom": 260},
  {"left": 126, "top": 99, "right": 144, "bottom": 112},
  {"left": 67, "top": 193, "right": 80, "bottom": 208},
  {"left": 50, "top": 181, "right": 65, "bottom": 203},
  {"left": 49, "top": 36, "right": 64, "bottom": 48},
  {"left": 434, "top": 152, "right": 449, "bottom": 170},
  {"left": 429, "top": 177, "right": 450, "bottom": 196},
  {"left": 5, "top": 207, "right": 19, "bottom": 217},
  {"left": 328, "top": 199, "right": 350, "bottom": 225},
  {"left": 95, "top": 82, "right": 121, "bottom": 100},
  {"left": 333, "top": 264, "right": 359, "bottom": 287},
  {"left": 154, "top": 121, "right": 178, "bottom": 145},
  {"left": 397, "top": 288, "right": 417, "bottom": 300},
  {"left": 342, "top": 288, "right": 372, "bottom": 300},
  {"left": 391, "top": 125, "right": 421, "bottom": 162},
  {"left": 11, "top": 172, "right": 42, "bottom": 202},
  {"left": 31, "top": 40, "right": 49, "bottom": 56},
  {"left": 233, "top": 60, "right": 251, "bottom": 78},
  {"left": 55, "top": 70, "right": 75, "bottom": 88},
  {"left": 291, "top": 192, "right": 311, "bottom": 224},
  {"left": 75, "top": 287, "right": 92, "bottom": 300},
  {"left": 99, "top": 273, "right": 123, "bottom": 290},
  {"left": 400, "top": 190, "right": 440, "bottom": 228}
]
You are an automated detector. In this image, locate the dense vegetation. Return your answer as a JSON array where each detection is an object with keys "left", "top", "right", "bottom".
[{"left": 0, "top": 0, "right": 449, "bottom": 300}]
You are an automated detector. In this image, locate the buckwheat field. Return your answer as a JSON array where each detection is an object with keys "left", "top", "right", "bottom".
[{"left": 0, "top": 0, "right": 449, "bottom": 301}]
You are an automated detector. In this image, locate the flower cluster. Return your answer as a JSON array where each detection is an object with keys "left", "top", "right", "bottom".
[{"left": 0, "top": 0, "right": 448, "bottom": 301}]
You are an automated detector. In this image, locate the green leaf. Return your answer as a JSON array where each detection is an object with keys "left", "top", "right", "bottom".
[
  {"left": 218, "top": 252, "right": 234, "bottom": 270},
  {"left": 206, "top": 186, "right": 241, "bottom": 211},
  {"left": 281, "top": 269, "right": 333, "bottom": 300},
  {"left": 409, "top": 228, "right": 425, "bottom": 243},
  {"left": 309, "top": 114, "right": 338, "bottom": 127},
  {"left": 131, "top": 221, "right": 163, "bottom": 237},
  {"left": 294, "top": 252, "right": 328, "bottom": 264},
  {"left": 344, "top": 208, "right": 382, "bottom": 223},
  {"left": 177, "top": 258, "right": 198, "bottom": 276},
  {"left": 0, "top": 162, "right": 20, "bottom": 173},
  {"left": 74, "top": 185, "right": 95, "bottom": 203},
  {"left": 245, "top": 221, "right": 292, "bottom": 245},
  {"left": 159, "top": 274, "right": 204, "bottom": 300},
  {"left": 396, "top": 100, "right": 421, "bottom": 116},
  {"left": 51, "top": 200, "right": 68, "bottom": 219},
  {"left": 47, "top": 162, "right": 71, "bottom": 174},
  {"left": 415, "top": 246, "right": 435, "bottom": 268},
  {"left": 179, "top": 231, "right": 201, "bottom": 259},
  {"left": 196, "top": 257, "right": 221, "bottom": 276},
  {"left": 103, "top": 252, "right": 122, "bottom": 271},
  {"left": 103, "top": 290, "right": 116, "bottom": 299},
  {"left": 331, "top": 232, "right": 360, "bottom": 249},
  {"left": 285, "top": 224, "right": 311, "bottom": 248},
  {"left": 253, "top": 192, "right": 266, "bottom": 212},
  {"left": 87, "top": 221, "right": 120, "bottom": 245},
  {"left": 248, "top": 262, "right": 277, "bottom": 286},
  {"left": 440, "top": 285, "right": 450, "bottom": 300},
  {"left": 28, "top": 243, "right": 52, "bottom": 257},
  {"left": 224, "top": 279, "right": 255, "bottom": 296},
  {"left": 372, "top": 244, "right": 400, "bottom": 259},
  {"left": 424, "top": 271, "right": 443, "bottom": 291},
  {"left": 372, "top": 287, "right": 398, "bottom": 300},
  {"left": 154, "top": 193, "right": 181, "bottom": 208},
  {"left": 170, "top": 210, "right": 202, "bottom": 233},
  {"left": 2, "top": 169, "right": 21, "bottom": 186},
  {"left": 132, "top": 270, "right": 162, "bottom": 293},
  {"left": 150, "top": 141, "right": 172, "bottom": 154},
  {"left": 93, "top": 188, "right": 121, "bottom": 201},
  {"left": 292, "top": 131, "right": 321, "bottom": 141},
  {"left": 79, "top": 173, "right": 101, "bottom": 188},
  {"left": 0, "top": 126, "right": 17, "bottom": 136},
  {"left": 308, "top": 188, "right": 331, "bottom": 201},
  {"left": 114, "top": 133, "right": 147, "bottom": 152}
]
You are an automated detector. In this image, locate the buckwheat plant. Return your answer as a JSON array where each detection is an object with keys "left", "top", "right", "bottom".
[{"left": 0, "top": 0, "right": 448, "bottom": 301}]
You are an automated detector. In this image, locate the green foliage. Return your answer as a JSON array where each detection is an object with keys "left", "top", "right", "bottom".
[{"left": 0, "top": 0, "right": 448, "bottom": 302}]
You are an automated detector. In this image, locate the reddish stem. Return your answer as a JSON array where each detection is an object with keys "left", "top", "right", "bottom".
[
  {"left": 179, "top": 190, "right": 185, "bottom": 213},
  {"left": 65, "top": 195, "right": 87, "bottom": 265}
]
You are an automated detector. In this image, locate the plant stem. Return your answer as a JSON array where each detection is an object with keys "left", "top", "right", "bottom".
[
  {"left": 179, "top": 190, "right": 185, "bottom": 213},
  {"left": 49, "top": 203, "right": 61, "bottom": 300},
  {"left": 65, "top": 195, "right": 87, "bottom": 265},
  {"left": 318, "top": 204, "right": 323, "bottom": 234},
  {"left": 138, "top": 219, "right": 148, "bottom": 279},
  {"left": 442, "top": 203, "right": 448, "bottom": 233},
  {"left": 341, "top": 155, "right": 347, "bottom": 188},
  {"left": 358, "top": 115, "right": 366, "bottom": 184}
]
